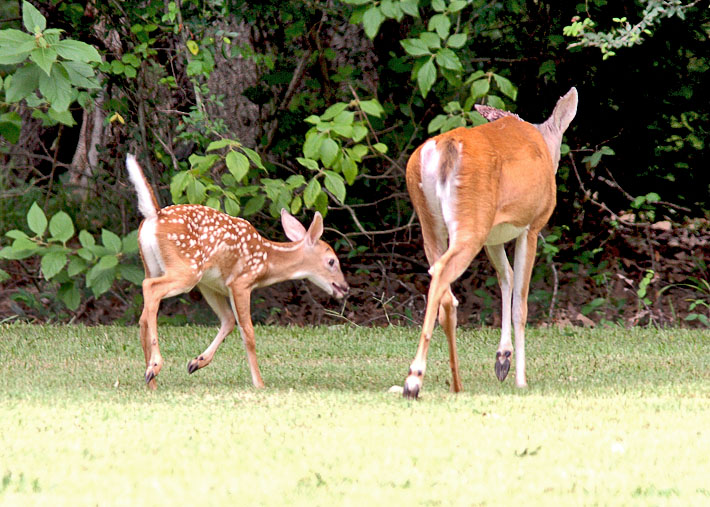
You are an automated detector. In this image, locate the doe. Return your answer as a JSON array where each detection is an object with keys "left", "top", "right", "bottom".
[
  {"left": 126, "top": 154, "right": 349, "bottom": 389},
  {"left": 403, "top": 88, "right": 578, "bottom": 398}
]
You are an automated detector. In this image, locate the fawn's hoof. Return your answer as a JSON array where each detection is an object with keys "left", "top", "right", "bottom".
[
  {"left": 187, "top": 356, "right": 204, "bottom": 374},
  {"left": 403, "top": 370, "right": 423, "bottom": 399}
]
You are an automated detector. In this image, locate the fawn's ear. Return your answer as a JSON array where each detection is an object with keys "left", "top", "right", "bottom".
[
  {"left": 306, "top": 212, "right": 324, "bottom": 246},
  {"left": 281, "top": 209, "right": 308, "bottom": 242}
]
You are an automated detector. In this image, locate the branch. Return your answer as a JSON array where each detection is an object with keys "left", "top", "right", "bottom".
[{"left": 568, "top": 152, "right": 650, "bottom": 227}]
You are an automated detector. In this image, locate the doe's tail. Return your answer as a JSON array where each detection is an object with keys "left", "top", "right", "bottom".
[{"left": 126, "top": 154, "right": 160, "bottom": 219}]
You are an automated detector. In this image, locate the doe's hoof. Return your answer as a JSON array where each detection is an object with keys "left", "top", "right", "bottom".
[{"left": 495, "top": 350, "right": 511, "bottom": 381}]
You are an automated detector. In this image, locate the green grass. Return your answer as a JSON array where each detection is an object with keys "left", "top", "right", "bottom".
[{"left": 1, "top": 324, "right": 709, "bottom": 505}]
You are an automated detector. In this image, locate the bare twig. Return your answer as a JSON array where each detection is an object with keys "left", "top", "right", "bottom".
[{"left": 568, "top": 153, "right": 649, "bottom": 227}]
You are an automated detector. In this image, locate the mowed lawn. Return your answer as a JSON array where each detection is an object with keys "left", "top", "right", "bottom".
[{"left": 1, "top": 323, "right": 709, "bottom": 505}]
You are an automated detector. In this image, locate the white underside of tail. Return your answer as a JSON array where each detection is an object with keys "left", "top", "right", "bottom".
[
  {"left": 420, "top": 140, "right": 458, "bottom": 245},
  {"left": 126, "top": 154, "right": 158, "bottom": 220}
]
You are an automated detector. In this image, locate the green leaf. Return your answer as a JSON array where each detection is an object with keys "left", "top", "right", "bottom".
[
  {"left": 431, "top": 0, "right": 446, "bottom": 12},
  {"left": 362, "top": 6, "right": 385, "bottom": 39},
  {"left": 297, "top": 157, "right": 320, "bottom": 171},
  {"left": 358, "top": 99, "right": 384, "bottom": 117},
  {"left": 170, "top": 171, "right": 191, "bottom": 202},
  {"left": 0, "top": 269, "right": 9, "bottom": 283},
  {"left": 78, "top": 229, "right": 95, "bottom": 248},
  {"left": 122, "top": 53, "right": 140, "bottom": 67},
  {"left": 86, "top": 263, "right": 116, "bottom": 297},
  {"left": 435, "top": 48, "right": 462, "bottom": 71},
  {"left": 449, "top": 0, "right": 467, "bottom": 12},
  {"left": 428, "top": 14, "right": 451, "bottom": 39},
  {"left": 428, "top": 114, "right": 447, "bottom": 133},
  {"left": 0, "top": 111, "right": 22, "bottom": 144},
  {"left": 188, "top": 153, "right": 219, "bottom": 174},
  {"left": 470, "top": 78, "right": 490, "bottom": 99},
  {"left": 205, "top": 197, "right": 220, "bottom": 211},
  {"left": 96, "top": 254, "right": 119, "bottom": 271},
  {"left": 0, "top": 28, "right": 35, "bottom": 46},
  {"left": 121, "top": 230, "right": 139, "bottom": 255},
  {"left": 400, "top": 38, "right": 430, "bottom": 57},
  {"left": 303, "top": 132, "right": 325, "bottom": 159},
  {"left": 1, "top": 238, "right": 38, "bottom": 259},
  {"left": 47, "top": 108, "right": 76, "bottom": 126},
  {"left": 242, "top": 194, "right": 265, "bottom": 216},
  {"left": 319, "top": 138, "right": 339, "bottom": 168},
  {"left": 186, "top": 59, "right": 203, "bottom": 76},
  {"left": 486, "top": 94, "right": 505, "bottom": 109},
  {"left": 465, "top": 70, "right": 486, "bottom": 84},
  {"left": 67, "top": 257, "right": 87, "bottom": 277},
  {"left": 0, "top": 31, "right": 35, "bottom": 64},
  {"left": 399, "top": 0, "right": 419, "bottom": 17},
  {"left": 22, "top": 0, "right": 46, "bottom": 33},
  {"left": 286, "top": 175, "right": 307, "bottom": 189},
  {"left": 447, "top": 33, "right": 467, "bottom": 48},
  {"left": 119, "top": 263, "right": 144, "bottom": 286},
  {"left": 351, "top": 125, "right": 368, "bottom": 142},
  {"left": 48, "top": 211, "right": 74, "bottom": 243},
  {"left": 5, "top": 230, "right": 29, "bottom": 240},
  {"left": 186, "top": 178, "right": 206, "bottom": 203},
  {"left": 206, "top": 139, "right": 236, "bottom": 151},
  {"left": 331, "top": 124, "right": 353, "bottom": 138},
  {"left": 226, "top": 150, "right": 250, "bottom": 181},
  {"left": 61, "top": 61, "right": 100, "bottom": 89},
  {"left": 242, "top": 147, "right": 265, "bottom": 170},
  {"left": 323, "top": 171, "right": 346, "bottom": 203},
  {"left": 314, "top": 191, "right": 328, "bottom": 216},
  {"left": 224, "top": 197, "right": 240, "bottom": 216},
  {"left": 27, "top": 202, "right": 47, "bottom": 237},
  {"left": 76, "top": 248, "right": 94, "bottom": 261},
  {"left": 645, "top": 192, "right": 660, "bottom": 203},
  {"left": 290, "top": 195, "right": 303, "bottom": 215},
  {"left": 538, "top": 59, "right": 556, "bottom": 78},
  {"left": 442, "top": 116, "right": 465, "bottom": 132},
  {"left": 333, "top": 110, "right": 355, "bottom": 125},
  {"left": 304, "top": 178, "right": 322, "bottom": 207},
  {"left": 54, "top": 39, "right": 101, "bottom": 63},
  {"left": 320, "top": 102, "right": 348, "bottom": 121},
  {"left": 340, "top": 155, "right": 358, "bottom": 185},
  {"left": 58, "top": 281, "right": 81, "bottom": 310},
  {"left": 102, "top": 229, "right": 122, "bottom": 254},
  {"left": 417, "top": 57, "right": 436, "bottom": 98},
  {"left": 39, "top": 64, "right": 72, "bottom": 112},
  {"left": 41, "top": 250, "right": 67, "bottom": 280},
  {"left": 373, "top": 143, "right": 388, "bottom": 154},
  {"left": 5, "top": 65, "right": 41, "bottom": 103},
  {"left": 349, "top": 144, "right": 368, "bottom": 161},
  {"left": 492, "top": 74, "right": 518, "bottom": 100},
  {"left": 419, "top": 32, "right": 441, "bottom": 49},
  {"left": 30, "top": 47, "right": 57, "bottom": 76}
]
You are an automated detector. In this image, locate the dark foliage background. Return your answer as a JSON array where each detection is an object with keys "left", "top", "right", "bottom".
[{"left": 0, "top": 0, "right": 708, "bottom": 327}]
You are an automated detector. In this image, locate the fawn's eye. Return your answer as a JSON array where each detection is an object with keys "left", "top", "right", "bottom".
[{"left": 328, "top": 258, "right": 335, "bottom": 267}]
